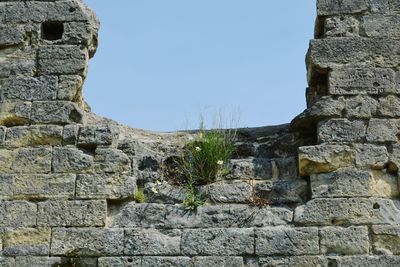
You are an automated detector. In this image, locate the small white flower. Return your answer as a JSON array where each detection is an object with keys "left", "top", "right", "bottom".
[
  {"left": 195, "top": 146, "right": 201, "bottom": 152},
  {"left": 151, "top": 188, "right": 159, "bottom": 194},
  {"left": 156, "top": 180, "right": 162, "bottom": 185},
  {"left": 217, "top": 160, "right": 224, "bottom": 165}
]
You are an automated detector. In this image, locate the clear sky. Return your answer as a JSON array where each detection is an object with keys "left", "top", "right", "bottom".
[{"left": 83, "top": 0, "right": 316, "bottom": 132}]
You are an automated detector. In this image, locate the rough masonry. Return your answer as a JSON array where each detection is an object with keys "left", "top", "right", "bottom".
[{"left": 0, "top": 0, "right": 399, "bottom": 266}]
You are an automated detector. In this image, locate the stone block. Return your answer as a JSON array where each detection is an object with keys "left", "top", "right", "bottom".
[
  {"left": 0, "top": 24, "right": 25, "bottom": 46},
  {"left": 379, "top": 95, "right": 400, "bottom": 117},
  {"left": 31, "top": 101, "right": 84, "bottom": 124},
  {"left": 51, "top": 228, "right": 124, "bottom": 256},
  {"left": 52, "top": 147, "right": 93, "bottom": 173},
  {"left": 63, "top": 21, "right": 94, "bottom": 45},
  {"left": 389, "top": 144, "right": 400, "bottom": 172},
  {"left": 201, "top": 180, "right": 252, "bottom": 203},
  {"left": 192, "top": 257, "right": 243, "bottom": 267},
  {"left": 298, "top": 144, "right": 355, "bottom": 176},
  {"left": 0, "top": 201, "right": 36, "bottom": 227},
  {"left": 318, "top": 119, "right": 365, "bottom": 142},
  {"left": 294, "top": 198, "right": 400, "bottom": 226},
  {"left": 0, "top": 101, "right": 31, "bottom": 126},
  {"left": 63, "top": 124, "right": 79, "bottom": 145},
  {"left": 345, "top": 95, "right": 378, "bottom": 118},
  {"left": 0, "top": 126, "right": 5, "bottom": 144},
  {"left": 14, "top": 257, "right": 92, "bottom": 267},
  {"left": 5, "top": 125, "right": 63, "bottom": 147},
  {"left": 228, "top": 158, "right": 273, "bottom": 180},
  {"left": 38, "top": 46, "right": 88, "bottom": 75},
  {"left": 46, "top": 0, "right": 92, "bottom": 22},
  {"left": 98, "top": 257, "right": 141, "bottom": 267},
  {"left": 320, "top": 226, "right": 369, "bottom": 255},
  {"left": 258, "top": 256, "right": 328, "bottom": 267},
  {"left": 311, "top": 169, "right": 398, "bottom": 198},
  {"left": 37, "top": 200, "right": 106, "bottom": 227},
  {"left": 93, "top": 148, "right": 131, "bottom": 173},
  {"left": 2, "top": 76, "right": 57, "bottom": 101},
  {"left": 58, "top": 75, "right": 83, "bottom": 101},
  {"left": 181, "top": 228, "right": 254, "bottom": 256},
  {"left": 317, "top": 0, "right": 368, "bottom": 15},
  {"left": 367, "top": 119, "right": 400, "bottom": 143},
  {"left": 309, "top": 38, "right": 400, "bottom": 69},
  {"left": 255, "top": 227, "right": 319, "bottom": 256},
  {"left": 124, "top": 228, "right": 181, "bottom": 256},
  {"left": 0, "top": 48, "right": 36, "bottom": 78},
  {"left": 4, "top": 2, "right": 49, "bottom": 23},
  {"left": 0, "top": 174, "right": 14, "bottom": 199},
  {"left": 354, "top": 144, "right": 388, "bottom": 169},
  {"left": 141, "top": 257, "right": 192, "bottom": 267},
  {"left": 362, "top": 15, "right": 400, "bottom": 38},
  {"left": 337, "top": 256, "right": 400, "bottom": 267},
  {"left": 13, "top": 173, "right": 75, "bottom": 200},
  {"left": 76, "top": 174, "right": 135, "bottom": 200},
  {"left": 2, "top": 228, "right": 51, "bottom": 256},
  {"left": 78, "top": 125, "right": 118, "bottom": 148},
  {"left": 372, "top": 226, "right": 400, "bottom": 255},
  {"left": 324, "top": 16, "right": 359, "bottom": 37},
  {"left": 11, "top": 147, "right": 52, "bottom": 173},
  {"left": 254, "top": 179, "right": 308, "bottom": 205},
  {"left": 329, "top": 68, "right": 396, "bottom": 95},
  {"left": 0, "top": 257, "right": 15, "bottom": 267},
  {"left": 144, "top": 182, "right": 186, "bottom": 204}
]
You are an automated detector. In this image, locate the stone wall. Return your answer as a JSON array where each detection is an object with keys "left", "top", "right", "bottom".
[{"left": 0, "top": 0, "right": 399, "bottom": 266}]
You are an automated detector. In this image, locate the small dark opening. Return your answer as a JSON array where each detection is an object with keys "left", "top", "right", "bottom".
[
  {"left": 328, "top": 259, "right": 338, "bottom": 267},
  {"left": 373, "top": 203, "right": 380, "bottom": 209},
  {"left": 69, "top": 7, "right": 76, "bottom": 13},
  {"left": 41, "top": 21, "right": 64, "bottom": 41}
]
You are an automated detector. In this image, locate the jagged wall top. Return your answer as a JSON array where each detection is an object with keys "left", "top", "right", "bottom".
[{"left": 0, "top": 0, "right": 99, "bottom": 126}]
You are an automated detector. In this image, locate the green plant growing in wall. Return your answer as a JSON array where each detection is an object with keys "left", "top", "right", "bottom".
[{"left": 178, "top": 125, "right": 236, "bottom": 209}]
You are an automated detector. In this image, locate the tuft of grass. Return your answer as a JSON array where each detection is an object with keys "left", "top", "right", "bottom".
[{"left": 134, "top": 187, "right": 146, "bottom": 203}]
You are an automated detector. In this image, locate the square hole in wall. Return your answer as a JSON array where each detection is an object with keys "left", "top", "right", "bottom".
[{"left": 41, "top": 21, "right": 64, "bottom": 41}]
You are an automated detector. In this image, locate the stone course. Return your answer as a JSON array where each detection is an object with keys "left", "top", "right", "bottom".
[{"left": 0, "top": 0, "right": 399, "bottom": 266}]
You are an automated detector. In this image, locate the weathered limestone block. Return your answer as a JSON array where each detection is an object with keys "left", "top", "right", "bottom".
[
  {"left": 15, "top": 257, "right": 91, "bottom": 267},
  {"left": 298, "top": 144, "right": 355, "bottom": 176},
  {"left": 362, "top": 15, "right": 400, "bottom": 38},
  {"left": 309, "top": 38, "right": 400, "bottom": 68},
  {"left": 141, "top": 257, "right": 192, "bottom": 267},
  {"left": 0, "top": 101, "right": 31, "bottom": 126},
  {"left": 2, "top": 76, "right": 57, "bottom": 101},
  {"left": 311, "top": 169, "right": 398, "bottom": 198},
  {"left": 52, "top": 147, "right": 93, "bottom": 173},
  {"left": 258, "top": 256, "right": 328, "bottom": 267},
  {"left": 320, "top": 226, "right": 369, "bottom": 255},
  {"left": 337, "top": 256, "right": 400, "bottom": 267},
  {"left": 318, "top": 119, "right": 365, "bottom": 143},
  {"left": 124, "top": 228, "right": 181, "bottom": 256},
  {"left": 62, "top": 22, "right": 96, "bottom": 46},
  {"left": 372, "top": 226, "right": 400, "bottom": 255},
  {"left": 181, "top": 228, "right": 254, "bottom": 256},
  {"left": 379, "top": 95, "right": 400, "bottom": 117},
  {"left": 2, "top": 228, "right": 51, "bottom": 256},
  {"left": 255, "top": 227, "right": 319, "bottom": 256},
  {"left": 13, "top": 173, "right": 75, "bottom": 199},
  {"left": 31, "top": 101, "right": 84, "bottom": 124},
  {"left": 63, "top": 124, "right": 80, "bottom": 145},
  {"left": 108, "top": 203, "right": 292, "bottom": 229},
  {"left": 38, "top": 46, "right": 88, "bottom": 75},
  {"left": 201, "top": 180, "right": 252, "bottom": 203},
  {"left": 11, "top": 147, "right": 52, "bottom": 173},
  {"left": 78, "top": 125, "right": 118, "bottom": 148},
  {"left": 294, "top": 198, "right": 400, "bottom": 226},
  {"left": 367, "top": 119, "right": 400, "bottom": 143},
  {"left": 4, "top": 1, "right": 49, "bottom": 23},
  {"left": 302, "top": 96, "right": 345, "bottom": 118},
  {"left": 37, "top": 200, "right": 106, "bottom": 227},
  {"left": 228, "top": 158, "right": 273, "bottom": 180},
  {"left": 58, "top": 75, "right": 83, "bottom": 101},
  {"left": 51, "top": 228, "right": 124, "bottom": 256},
  {"left": 5, "top": 125, "right": 63, "bottom": 147},
  {"left": 317, "top": 0, "right": 368, "bottom": 15},
  {"left": 324, "top": 16, "right": 360, "bottom": 37},
  {"left": 0, "top": 24, "right": 25, "bottom": 46},
  {"left": 98, "top": 257, "right": 141, "bottom": 267},
  {"left": 144, "top": 182, "right": 186, "bottom": 204},
  {"left": 255, "top": 179, "right": 308, "bottom": 204},
  {"left": 0, "top": 126, "right": 5, "bottom": 144},
  {"left": 328, "top": 68, "right": 396, "bottom": 95},
  {"left": 0, "top": 201, "right": 36, "bottom": 227},
  {"left": 76, "top": 174, "right": 135, "bottom": 200},
  {"left": 389, "top": 144, "right": 400, "bottom": 172},
  {"left": 345, "top": 95, "right": 378, "bottom": 119},
  {"left": 192, "top": 257, "right": 243, "bottom": 267},
  {"left": 93, "top": 148, "right": 131, "bottom": 173},
  {"left": 0, "top": 257, "right": 15, "bottom": 267},
  {"left": 0, "top": 148, "right": 18, "bottom": 173},
  {"left": 0, "top": 48, "right": 36, "bottom": 78},
  {"left": 354, "top": 144, "right": 388, "bottom": 169},
  {"left": 0, "top": 174, "right": 14, "bottom": 199}
]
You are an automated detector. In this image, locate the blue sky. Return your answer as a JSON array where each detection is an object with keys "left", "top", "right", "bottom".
[{"left": 84, "top": 0, "right": 316, "bottom": 132}]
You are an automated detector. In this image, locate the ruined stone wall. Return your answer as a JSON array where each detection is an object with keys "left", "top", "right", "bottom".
[{"left": 0, "top": 0, "right": 399, "bottom": 266}]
